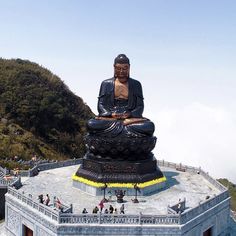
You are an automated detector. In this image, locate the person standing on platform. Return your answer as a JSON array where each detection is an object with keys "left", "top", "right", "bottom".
[
  {"left": 45, "top": 194, "right": 50, "bottom": 206},
  {"left": 99, "top": 200, "right": 104, "bottom": 212},
  {"left": 120, "top": 204, "right": 125, "bottom": 214},
  {"left": 109, "top": 205, "right": 114, "bottom": 214}
]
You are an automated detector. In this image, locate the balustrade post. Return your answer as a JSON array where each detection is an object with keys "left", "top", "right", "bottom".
[
  {"left": 139, "top": 212, "right": 142, "bottom": 225},
  {"left": 58, "top": 211, "right": 61, "bottom": 223},
  {"left": 178, "top": 213, "right": 182, "bottom": 224},
  {"left": 99, "top": 212, "right": 101, "bottom": 224}
]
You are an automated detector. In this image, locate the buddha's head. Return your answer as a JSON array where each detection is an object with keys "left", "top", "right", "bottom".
[{"left": 114, "top": 54, "right": 130, "bottom": 83}]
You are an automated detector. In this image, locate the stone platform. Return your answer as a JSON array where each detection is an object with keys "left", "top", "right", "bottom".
[
  {"left": 3, "top": 162, "right": 233, "bottom": 236},
  {"left": 14, "top": 164, "right": 223, "bottom": 215}
]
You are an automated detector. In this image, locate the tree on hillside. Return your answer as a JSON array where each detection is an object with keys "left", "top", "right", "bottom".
[{"left": 0, "top": 58, "right": 93, "bottom": 161}]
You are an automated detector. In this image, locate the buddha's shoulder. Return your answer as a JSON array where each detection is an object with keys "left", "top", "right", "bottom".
[
  {"left": 101, "top": 77, "right": 115, "bottom": 84},
  {"left": 101, "top": 77, "right": 141, "bottom": 86}
]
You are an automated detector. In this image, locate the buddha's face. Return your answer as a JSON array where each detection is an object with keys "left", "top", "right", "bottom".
[{"left": 114, "top": 63, "right": 130, "bottom": 83}]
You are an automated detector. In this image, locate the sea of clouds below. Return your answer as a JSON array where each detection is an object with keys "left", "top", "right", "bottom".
[{"left": 152, "top": 102, "right": 236, "bottom": 184}]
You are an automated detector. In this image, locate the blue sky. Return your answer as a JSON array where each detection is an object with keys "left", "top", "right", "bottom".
[{"left": 1, "top": 0, "right": 236, "bottom": 182}]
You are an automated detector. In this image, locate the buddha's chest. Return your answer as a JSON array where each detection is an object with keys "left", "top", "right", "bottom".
[{"left": 114, "top": 80, "right": 129, "bottom": 99}]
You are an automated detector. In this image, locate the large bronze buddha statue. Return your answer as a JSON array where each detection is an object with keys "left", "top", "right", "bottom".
[
  {"left": 87, "top": 54, "right": 154, "bottom": 138},
  {"left": 85, "top": 54, "right": 156, "bottom": 160},
  {"left": 74, "top": 54, "right": 164, "bottom": 189}
]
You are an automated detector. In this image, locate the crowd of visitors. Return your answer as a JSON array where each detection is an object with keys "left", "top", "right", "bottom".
[
  {"left": 37, "top": 192, "right": 127, "bottom": 215},
  {"left": 38, "top": 194, "right": 64, "bottom": 212},
  {"left": 83, "top": 200, "right": 125, "bottom": 214}
]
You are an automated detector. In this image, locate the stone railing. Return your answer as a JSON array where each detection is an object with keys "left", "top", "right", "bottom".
[
  {"left": 7, "top": 187, "right": 67, "bottom": 222},
  {"left": 7, "top": 186, "right": 180, "bottom": 226},
  {"left": 17, "top": 159, "right": 82, "bottom": 177},
  {"left": 157, "top": 160, "right": 230, "bottom": 224},
  {"left": 7, "top": 186, "right": 229, "bottom": 226},
  {"left": 52, "top": 197, "right": 73, "bottom": 214},
  {"left": 0, "top": 165, "right": 10, "bottom": 176},
  {"left": 199, "top": 169, "right": 226, "bottom": 192},
  {"left": 0, "top": 176, "right": 19, "bottom": 187},
  {"left": 156, "top": 159, "right": 227, "bottom": 192},
  {"left": 7, "top": 187, "right": 61, "bottom": 221},
  {"left": 9, "top": 176, "right": 22, "bottom": 189},
  {"left": 0, "top": 178, "right": 14, "bottom": 186},
  {"left": 179, "top": 190, "right": 230, "bottom": 224},
  {"left": 59, "top": 213, "right": 180, "bottom": 225},
  {"left": 167, "top": 198, "right": 186, "bottom": 214}
]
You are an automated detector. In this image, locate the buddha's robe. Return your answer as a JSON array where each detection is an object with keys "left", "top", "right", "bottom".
[{"left": 87, "top": 77, "right": 155, "bottom": 137}]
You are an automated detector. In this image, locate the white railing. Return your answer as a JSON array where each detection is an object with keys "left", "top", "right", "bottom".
[
  {"left": 7, "top": 186, "right": 180, "bottom": 226},
  {"left": 0, "top": 166, "right": 10, "bottom": 176},
  {"left": 156, "top": 159, "right": 227, "bottom": 192},
  {"left": 0, "top": 176, "right": 18, "bottom": 187},
  {"left": 17, "top": 159, "right": 82, "bottom": 177},
  {"left": 180, "top": 190, "right": 230, "bottom": 224},
  {"left": 7, "top": 187, "right": 60, "bottom": 222},
  {"left": 7, "top": 186, "right": 229, "bottom": 226},
  {"left": 0, "top": 178, "right": 13, "bottom": 186},
  {"left": 199, "top": 169, "right": 226, "bottom": 192},
  {"left": 59, "top": 213, "right": 180, "bottom": 225}
]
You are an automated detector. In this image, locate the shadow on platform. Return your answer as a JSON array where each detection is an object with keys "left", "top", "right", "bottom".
[{"left": 162, "top": 171, "right": 180, "bottom": 189}]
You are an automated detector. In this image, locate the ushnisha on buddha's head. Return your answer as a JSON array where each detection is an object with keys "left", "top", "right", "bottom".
[{"left": 114, "top": 54, "right": 130, "bottom": 83}]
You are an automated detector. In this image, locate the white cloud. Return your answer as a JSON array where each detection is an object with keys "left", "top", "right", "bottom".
[{"left": 153, "top": 102, "right": 236, "bottom": 183}]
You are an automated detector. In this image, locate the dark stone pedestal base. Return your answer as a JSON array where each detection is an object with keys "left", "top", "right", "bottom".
[
  {"left": 73, "top": 152, "right": 166, "bottom": 196},
  {"left": 74, "top": 133, "right": 165, "bottom": 196},
  {"left": 76, "top": 153, "right": 163, "bottom": 183}
]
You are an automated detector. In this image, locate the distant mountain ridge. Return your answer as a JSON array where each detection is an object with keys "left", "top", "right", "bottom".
[{"left": 0, "top": 58, "right": 93, "bottom": 168}]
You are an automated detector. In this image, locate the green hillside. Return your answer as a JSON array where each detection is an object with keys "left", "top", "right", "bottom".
[
  {"left": 218, "top": 178, "right": 236, "bottom": 211},
  {"left": 0, "top": 58, "right": 93, "bottom": 169}
]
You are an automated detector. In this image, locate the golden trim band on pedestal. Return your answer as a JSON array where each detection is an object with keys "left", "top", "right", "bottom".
[{"left": 72, "top": 174, "right": 166, "bottom": 188}]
